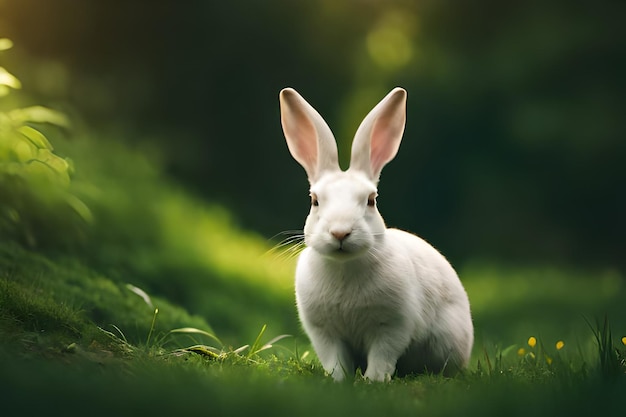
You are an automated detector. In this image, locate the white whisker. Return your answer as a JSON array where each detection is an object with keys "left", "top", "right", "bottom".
[
  {"left": 265, "top": 230, "right": 306, "bottom": 262},
  {"left": 267, "top": 230, "right": 303, "bottom": 241}
]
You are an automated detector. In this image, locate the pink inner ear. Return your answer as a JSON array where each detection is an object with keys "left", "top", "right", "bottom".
[
  {"left": 281, "top": 94, "right": 319, "bottom": 175},
  {"left": 292, "top": 123, "right": 318, "bottom": 169},
  {"left": 369, "top": 110, "right": 403, "bottom": 176},
  {"left": 370, "top": 127, "right": 390, "bottom": 174}
]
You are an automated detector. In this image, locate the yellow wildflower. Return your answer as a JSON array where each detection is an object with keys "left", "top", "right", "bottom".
[
  {"left": 556, "top": 340, "right": 565, "bottom": 350},
  {"left": 517, "top": 348, "right": 526, "bottom": 356},
  {"left": 546, "top": 356, "right": 553, "bottom": 365},
  {"left": 528, "top": 336, "right": 537, "bottom": 348},
  {"left": 622, "top": 337, "right": 626, "bottom": 346}
]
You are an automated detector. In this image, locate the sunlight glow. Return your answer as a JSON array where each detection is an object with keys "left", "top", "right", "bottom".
[
  {"left": 0, "top": 38, "right": 14, "bottom": 51},
  {"left": 366, "top": 10, "right": 416, "bottom": 71},
  {"left": 366, "top": 27, "right": 412, "bottom": 70}
]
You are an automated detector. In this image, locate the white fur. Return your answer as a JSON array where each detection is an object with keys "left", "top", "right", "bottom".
[{"left": 279, "top": 87, "right": 473, "bottom": 382}]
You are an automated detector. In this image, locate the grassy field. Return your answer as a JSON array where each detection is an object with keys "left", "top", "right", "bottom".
[
  {"left": 1, "top": 131, "right": 625, "bottom": 416},
  {"left": 1, "top": 238, "right": 625, "bottom": 416}
]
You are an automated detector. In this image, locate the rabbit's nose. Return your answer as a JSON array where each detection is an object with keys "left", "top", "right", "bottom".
[{"left": 331, "top": 230, "right": 351, "bottom": 242}]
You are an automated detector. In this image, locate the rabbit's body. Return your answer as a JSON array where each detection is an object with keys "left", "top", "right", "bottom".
[
  {"left": 297, "top": 223, "right": 472, "bottom": 381},
  {"left": 279, "top": 87, "right": 473, "bottom": 381}
]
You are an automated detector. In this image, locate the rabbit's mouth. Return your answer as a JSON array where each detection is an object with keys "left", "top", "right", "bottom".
[
  {"left": 325, "top": 248, "right": 360, "bottom": 261},
  {"left": 326, "top": 241, "right": 368, "bottom": 259},
  {"left": 306, "top": 230, "right": 371, "bottom": 259},
  {"left": 335, "top": 246, "right": 351, "bottom": 255}
]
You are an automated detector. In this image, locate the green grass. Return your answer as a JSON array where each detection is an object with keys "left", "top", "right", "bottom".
[
  {"left": 1, "top": 240, "right": 625, "bottom": 417},
  {"left": 1, "top": 118, "right": 624, "bottom": 416}
]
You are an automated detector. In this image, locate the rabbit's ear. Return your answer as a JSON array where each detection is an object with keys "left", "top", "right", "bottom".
[
  {"left": 349, "top": 88, "right": 407, "bottom": 182},
  {"left": 280, "top": 88, "right": 340, "bottom": 182}
]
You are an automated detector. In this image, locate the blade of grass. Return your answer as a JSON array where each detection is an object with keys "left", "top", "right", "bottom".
[
  {"left": 168, "top": 327, "right": 223, "bottom": 347},
  {"left": 247, "top": 324, "right": 267, "bottom": 358},
  {"left": 146, "top": 308, "right": 159, "bottom": 347}
]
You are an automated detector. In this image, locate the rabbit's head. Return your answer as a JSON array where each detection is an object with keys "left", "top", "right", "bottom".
[{"left": 279, "top": 87, "right": 407, "bottom": 260}]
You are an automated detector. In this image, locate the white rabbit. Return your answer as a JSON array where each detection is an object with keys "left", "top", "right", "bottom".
[{"left": 279, "top": 87, "right": 473, "bottom": 382}]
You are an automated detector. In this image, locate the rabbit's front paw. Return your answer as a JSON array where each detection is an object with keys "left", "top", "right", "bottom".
[{"left": 364, "top": 360, "right": 395, "bottom": 382}]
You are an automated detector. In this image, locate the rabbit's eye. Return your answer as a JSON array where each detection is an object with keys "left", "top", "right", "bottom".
[
  {"left": 311, "top": 193, "right": 319, "bottom": 207},
  {"left": 367, "top": 193, "right": 377, "bottom": 207}
]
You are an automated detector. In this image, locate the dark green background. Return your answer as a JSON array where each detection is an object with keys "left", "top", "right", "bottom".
[{"left": 2, "top": 0, "right": 624, "bottom": 269}]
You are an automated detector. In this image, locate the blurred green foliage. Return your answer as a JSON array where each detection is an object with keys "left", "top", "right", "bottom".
[
  {"left": 1, "top": 0, "right": 623, "bottom": 268},
  {"left": 0, "top": 40, "right": 91, "bottom": 247},
  {"left": 48, "top": 133, "right": 297, "bottom": 343},
  {"left": 1, "top": 35, "right": 296, "bottom": 344},
  {"left": 0, "top": 123, "right": 297, "bottom": 343}
]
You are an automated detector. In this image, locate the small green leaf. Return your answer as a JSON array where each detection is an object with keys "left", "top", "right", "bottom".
[
  {"left": 0, "top": 67, "right": 21, "bottom": 89},
  {"left": 11, "top": 137, "right": 37, "bottom": 162},
  {"left": 35, "top": 149, "right": 71, "bottom": 183},
  {"left": 8, "top": 106, "right": 70, "bottom": 128},
  {"left": 65, "top": 194, "right": 93, "bottom": 223},
  {"left": 18, "top": 125, "right": 54, "bottom": 150}
]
